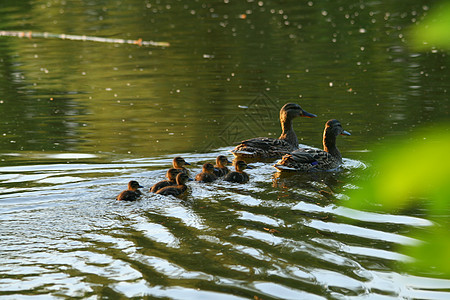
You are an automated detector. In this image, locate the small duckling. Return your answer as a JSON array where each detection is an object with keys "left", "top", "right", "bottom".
[
  {"left": 117, "top": 180, "right": 143, "bottom": 201},
  {"left": 156, "top": 172, "right": 192, "bottom": 197},
  {"left": 173, "top": 156, "right": 191, "bottom": 175},
  {"left": 224, "top": 160, "right": 253, "bottom": 183},
  {"left": 195, "top": 163, "right": 218, "bottom": 183},
  {"left": 150, "top": 168, "right": 180, "bottom": 193},
  {"left": 213, "top": 155, "right": 232, "bottom": 177}
]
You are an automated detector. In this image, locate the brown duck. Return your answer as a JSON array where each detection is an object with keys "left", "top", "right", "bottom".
[
  {"left": 274, "top": 119, "right": 351, "bottom": 172},
  {"left": 231, "top": 103, "right": 316, "bottom": 161},
  {"left": 172, "top": 156, "right": 191, "bottom": 175},
  {"left": 117, "top": 180, "right": 143, "bottom": 201},
  {"left": 156, "top": 173, "right": 192, "bottom": 197},
  {"left": 150, "top": 168, "right": 180, "bottom": 193},
  {"left": 213, "top": 155, "right": 232, "bottom": 177},
  {"left": 224, "top": 160, "right": 253, "bottom": 184},
  {"left": 195, "top": 163, "right": 218, "bottom": 183}
]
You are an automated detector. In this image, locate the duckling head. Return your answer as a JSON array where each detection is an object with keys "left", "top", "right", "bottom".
[
  {"left": 128, "top": 180, "right": 143, "bottom": 191},
  {"left": 173, "top": 156, "right": 190, "bottom": 168},
  {"left": 202, "top": 163, "right": 215, "bottom": 174},
  {"left": 216, "top": 155, "right": 232, "bottom": 167},
  {"left": 166, "top": 168, "right": 181, "bottom": 181},
  {"left": 234, "top": 160, "right": 252, "bottom": 172},
  {"left": 175, "top": 172, "right": 192, "bottom": 185}
]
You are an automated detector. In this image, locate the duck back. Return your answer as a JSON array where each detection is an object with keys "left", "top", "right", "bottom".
[
  {"left": 150, "top": 180, "right": 176, "bottom": 193},
  {"left": 213, "top": 166, "right": 229, "bottom": 177},
  {"left": 224, "top": 171, "right": 250, "bottom": 183},
  {"left": 195, "top": 172, "right": 217, "bottom": 183},
  {"left": 156, "top": 185, "right": 187, "bottom": 197},
  {"left": 117, "top": 190, "right": 142, "bottom": 201}
]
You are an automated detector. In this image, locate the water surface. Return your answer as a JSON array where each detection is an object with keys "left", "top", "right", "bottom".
[{"left": 1, "top": 0, "right": 449, "bottom": 299}]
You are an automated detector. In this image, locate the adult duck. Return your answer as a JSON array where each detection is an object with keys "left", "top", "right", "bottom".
[
  {"left": 195, "top": 163, "right": 218, "bottom": 183},
  {"left": 213, "top": 155, "right": 232, "bottom": 177},
  {"left": 231, "top": 103, "right": 316, "bottom": 161},
  {"left": 172, "top": 156, "right": 191, "bottom": 175},
  {"left": 224, "top": 160, "right": 253, "bottom": 184},
  {"left": 273, "top": 119, "right": 351, "bottom": 172},
  {"left": 156, "top": 172, "right": 192, "bottom": 197},
  {"left": 150, "top": 168, "right": 180, "bottom": 193},
  {"left": 117, "top": 180, "right": 143, "bottom": 201}
]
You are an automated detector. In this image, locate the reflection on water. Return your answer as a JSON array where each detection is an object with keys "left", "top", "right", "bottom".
[{"left": 1, "top": 0, "right": 449, "bottom": 299}]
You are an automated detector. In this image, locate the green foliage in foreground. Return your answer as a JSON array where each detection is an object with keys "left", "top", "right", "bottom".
[
  {"left": 412, "top": 2, "right": 450, "bottom": 50},
  {"left": 346, "top": 1, "right": 450, "bottom": 278},
  {"left": 344, "top": 126, "right": 450, "bottom": 277}
]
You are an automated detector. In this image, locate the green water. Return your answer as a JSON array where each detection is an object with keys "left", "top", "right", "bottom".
[{"left": 0, "top": 0, "right": 449, "bottom": 299}]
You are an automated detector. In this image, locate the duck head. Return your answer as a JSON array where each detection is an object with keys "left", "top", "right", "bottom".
[
  {"left": 176, "top": 172, "right": 193, "bottom": 185},
  {"left": 166, "top": 168, "right": 181, "bottom": 181},
  {"left": 202, "top": 163, "right": 215, "bottom": 174},
  {"left": 325, "top": 119, "right": 351, "bottom": 137},
  {"left": 173, "top": 156, "right": 190, "bottom": 168},
  {"left": 234, "top": 160, "right": 252, "bottom": 172},
  {"left": 280, "top": 103, "right": 317, "bottom": 121},
  {"left": 128, "top": 180, "right": 143, "bottom": 191},
  {"left": 216, "top": 155, "right": 232, "bottom": 167}
]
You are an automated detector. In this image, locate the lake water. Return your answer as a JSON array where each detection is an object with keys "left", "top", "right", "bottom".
[{"left": 1, "top": 0, "right": 449, "bottom": 299}]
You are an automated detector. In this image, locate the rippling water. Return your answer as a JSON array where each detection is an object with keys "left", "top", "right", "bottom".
[
  {"left": 1, "top": 0, "right": 450, "bottom": 298},
  {"left": 1, "top": 149, "right": 449, "bottom": 299}
]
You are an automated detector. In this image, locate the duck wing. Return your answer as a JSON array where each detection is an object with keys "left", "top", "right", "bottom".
[
  {"left": 274, "top": 148, "right": 338, "bottom": 172},
  {"left": 232, "top": 137, "right": 295, "bottom": 159}
]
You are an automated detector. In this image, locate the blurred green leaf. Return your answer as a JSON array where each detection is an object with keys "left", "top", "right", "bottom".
[
  {"left": 403, "top": 227, "right": 450, "bottom": 277},
  {"left": 346, "top": 126, "right": 450, "bottom": 214},
  {"left": 412, "top": 2, "right": 450, "bottom": 50},
  {"left": 344, "top": 125, "right": 450, "bottom": 277}
]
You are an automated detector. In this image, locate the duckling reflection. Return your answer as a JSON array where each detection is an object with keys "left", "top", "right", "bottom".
[
  {"left": 231, "top": 103, "right": 316, "bottom": 161},
  {"left": 213, "top": 155, "right": 232, "bottom": 177},
  {"left": 173, "top": 156, "right": 191, "bottom": 175},
  {"left": 195, "top": 163, "right": 218, "bottom": 183},
  {"left": 150, "top": 168, "right": 180, "bottom": 193},
  {"left": 117, "top": 180, "right": 143, "bottom": 201},
  {"left": 156, "top": 173, "right": 192, "bottom": 197},
  {"left": 224, "top": 160, "right": 253, "bottom": 184}
]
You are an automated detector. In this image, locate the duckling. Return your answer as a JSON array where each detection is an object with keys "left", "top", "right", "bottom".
[
  {"left": 224, "top": 160, "right": 253, "bottom": 183},
  {"left": 195, "top": 163, "right": 218, "bottom": 183},
  {"left": 150, "top": 168, "right": 180, "bottom": 193},
  {"left": 213, "top": 155, "right": 232, "bottom": 177},
  {"left": 274, "top": 119, "right": 351, "bottom": 172},
  {"left": 117, "top": 180, "right": 143, "bottom": 201},
  {"left": 156, "top": 172, "right": 192, "bottom": 197},
  {"left": 231, "top": 103, "right": 316, "bottom": 161},
  {"left": 173, "top": 156, "right": 191, "bottom": 175}
]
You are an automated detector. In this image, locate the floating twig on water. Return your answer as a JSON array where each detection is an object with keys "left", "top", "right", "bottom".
[{"left": 0, "top": 30, "right": 170, "bottom": 47}]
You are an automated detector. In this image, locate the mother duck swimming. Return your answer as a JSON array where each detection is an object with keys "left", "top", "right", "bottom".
[
  {"left": 231, "top": 103, "right": 316, "bottom": 161},
  {"left": 274, "top": 119, "right": 351, "bottom": 172}
]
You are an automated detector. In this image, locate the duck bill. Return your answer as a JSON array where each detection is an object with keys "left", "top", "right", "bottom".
[
  {"left": 301, "top": 110, "right": 317, "bottom": 118},
  {"left": 184, "top": 162, "right": 191, "bottom": 165},
  {"left": 188, "top": 178, "right": 194, "bottom": 181},
  {"left": 138, "top": 185, "right": 144, "bottom": 188},
  {"left": 341, "top": 130, "right": 351, "bottom": 136},
  {"left": 246, "top": 165, "right": 254, "bottom": 169}
]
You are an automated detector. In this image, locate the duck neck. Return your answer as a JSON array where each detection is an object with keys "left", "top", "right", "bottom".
[
  {"left": 279, "top": 117, "right": 298, "bottom": 147},
  {"left": 323, "top": 130, "right": 341, "bottom": 161}
]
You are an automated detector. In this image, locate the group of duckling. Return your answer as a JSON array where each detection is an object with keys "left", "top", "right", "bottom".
[
  {"left": 117, "top": 156, "right": 252, "bottom": 201},
  {"left": 117, "top": 102, "right": 351, "bottom": 201}
]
